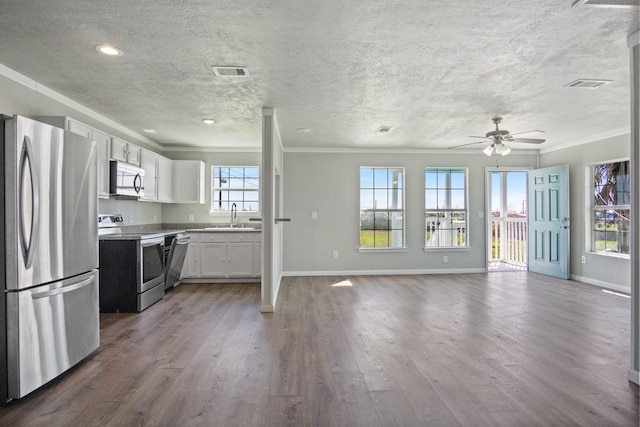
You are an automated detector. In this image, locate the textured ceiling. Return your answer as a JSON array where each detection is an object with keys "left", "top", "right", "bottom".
[{"left": 0, "top": 1, "right": 637, "bottom": 151}]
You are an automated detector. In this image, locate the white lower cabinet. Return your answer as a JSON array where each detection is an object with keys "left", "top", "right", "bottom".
[{"left": 182, "top": 232, "right": 261, "bottom": 281}]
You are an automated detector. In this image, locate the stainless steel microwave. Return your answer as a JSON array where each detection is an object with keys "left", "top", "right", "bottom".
[{"left": 109, "top": 161, "right": 145, "bottom": 197}]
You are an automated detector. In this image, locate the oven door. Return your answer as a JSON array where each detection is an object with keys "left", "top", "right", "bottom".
[{"left": 138, "top": 237, "right": 164, "bottom": 293}]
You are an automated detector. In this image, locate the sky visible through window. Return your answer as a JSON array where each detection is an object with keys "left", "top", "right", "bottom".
[{"left": 491, "top": 171, "right": 527, "bottom": 214}]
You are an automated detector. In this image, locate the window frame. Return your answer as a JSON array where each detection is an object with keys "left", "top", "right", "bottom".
[
  {"left": 359, "top": 166, "right": 406, "bottom": 251},
  {"left": 588, "top": 159, "right": 630, "bottom": 257},
  {"left": 210, "top": 165, "right": 260, "bottom": 214},
  {"left": 424, "top": 167, "right": 469, "bottom": 250}
]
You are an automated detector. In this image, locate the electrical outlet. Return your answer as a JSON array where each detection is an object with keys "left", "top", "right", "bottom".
[
  {"left": 312, "top": 211, "right": 317, "bottom": 220},
  {"left": 333, "top": 250, "right": 339, "bottom": 258},
  {"left": 443, "top": 256, "right": 448, "bottom": 263},
  {"left": 153, "top": 214, "right": 157, "bottom": 223},
  {"left": 129, "top": 215, "right": 134, "bottom": 224},
  {"left": 582, "top": 255, "right": 586, "bottom": 264},
  {"left": 188, "top": 214, "right": 194, "bottom": 223}
]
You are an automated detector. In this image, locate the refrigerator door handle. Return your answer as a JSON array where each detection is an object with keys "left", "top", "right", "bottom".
[
  {"left": 19, "top": 135, "right": 40, "bottom": 269},
  {"left": 30, "top": 275, "right": 96, "bottom": 299}
]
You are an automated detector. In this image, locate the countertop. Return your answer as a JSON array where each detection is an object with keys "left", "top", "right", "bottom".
[
  {"left": 99, "top": 227, "right": 260, "bottom": 240},
  {"left": 186, "top": 228, "right": 261, "bottom": 233}
]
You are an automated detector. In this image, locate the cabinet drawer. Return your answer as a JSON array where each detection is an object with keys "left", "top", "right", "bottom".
[
  {"left": 198, "top": 233, "right": 230, "bottom": 243},
  {"left": 226, "top": 233, "right": 255, "bottom": 243}
]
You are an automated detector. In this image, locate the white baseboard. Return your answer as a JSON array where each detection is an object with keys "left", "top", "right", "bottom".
[
  {"left": 629, "top": 369, "right": 640, "bottom": 385},
  {"left": 571, "top": 274, "right": 630, "bottom": 294},
  {"left": 282, "top": 268, "right": 487, "bottom": 277}
]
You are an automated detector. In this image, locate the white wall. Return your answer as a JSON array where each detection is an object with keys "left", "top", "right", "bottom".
[
  {"left": 282, "top": 149, "right": 538, "bottom": 274},
  {"left": 540, "top": 133, "right": 631, "bottom": 291}
]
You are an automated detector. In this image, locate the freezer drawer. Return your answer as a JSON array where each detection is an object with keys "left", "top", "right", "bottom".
[{"left": 6, "top": 270, "right": 100, "bottom": 399}]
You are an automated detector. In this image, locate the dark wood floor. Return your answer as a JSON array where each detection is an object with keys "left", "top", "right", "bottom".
[{"left": 1, "top": 273, "right": 638, "bottom": 426}]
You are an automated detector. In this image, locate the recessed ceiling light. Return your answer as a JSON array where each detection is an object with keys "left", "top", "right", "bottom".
[
  {"left": 95, "top": 44, "right": 123, "bottom": 56},
  {"left": 143, "top": 129, "right": 157, "bottom": 134},
  {"left": 202, "top": 118, "right": 216, "bottom": 125},
  {"left": 296, "top": 128, "right": 311, "bottom": 133},
  {"left": 376, "top": 126, "right": 394, "bottom": 133}
]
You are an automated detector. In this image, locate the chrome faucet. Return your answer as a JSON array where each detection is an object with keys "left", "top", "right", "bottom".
[{"left": 230, "top": 203, "right": 237, "bottom": 227}]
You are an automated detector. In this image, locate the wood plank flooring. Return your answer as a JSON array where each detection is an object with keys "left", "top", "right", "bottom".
[{"left": 1, "top": 272, "right": 638, "bottom": 426}]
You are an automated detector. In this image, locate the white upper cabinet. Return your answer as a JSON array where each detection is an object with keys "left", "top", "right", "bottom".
[
  {"left": 157, "top": 155, "right": 173, "bottom": 203},
  {"left": 35, "top": 116, "right": 111, "bottom": 199},
  {"left": 171, "top": 160, "right": 205, "bottom": 204},
  {"left": 139, "top": 148, "right": 159, "bottom": 201},
  {"left": 92, "top": 129, "right": 111, "bottom": 199},
  {"left": 140, "top": 149, "right": 173, "bottom": 203},
  {"left": 110, "top": 136, "right": 141, "bottom": 166}
]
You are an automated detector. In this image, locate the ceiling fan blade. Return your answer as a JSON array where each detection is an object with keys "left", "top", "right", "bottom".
[
  {"left": 449, "top": 140, "right": 490, "bottom": 149},
  {"left": 510, "top": 130, "right": 546, "bottom": 137},
  {"left": 469, "top": 135, "right": 490, "bottom": 139},
  {"left": 510, "top": 137, "right": 546, "bottom": 144}
]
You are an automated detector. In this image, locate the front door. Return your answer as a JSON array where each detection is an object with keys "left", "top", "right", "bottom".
[{"left": 528, "top": 164, "right": 570, "bottom": 279}]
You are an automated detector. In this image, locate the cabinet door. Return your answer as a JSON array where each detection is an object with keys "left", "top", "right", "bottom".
[
  {"left": 171, "top": 160, "right": 205, "bottom": 203},
  {"left": 140, "top": 149, "right": 158, "bottom": 201},
  {"left": 253, "top": 240, "right": 262, "bottom": 277},
  {"left": 67, "top": 119, "right": 93, "bottom": 138},
  {"left": 227, "top": 242, "right": 254, "bottom": 277},
  {"left": 127, "top": 144, "right": 142, "bottom": 166},
  {"left": 93, "top": 129, "right": 111, "bottom": 199},
  {"left": 157, "top": 155, "right": 173, "bottom": 203},
  {"left": 200, "top": 242, "right": 226, "bottom": 277},
  {"left": 183, "top": 241, "right": 199, "bottom": 278},
  {"left": 110, "top": 137, "right": 128, "bottom": 162}
]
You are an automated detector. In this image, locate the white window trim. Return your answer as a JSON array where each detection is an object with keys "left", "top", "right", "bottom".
[
  {"left": 210, "top": 165, "right": 260, "bottom": 214},
  {"left": 585, "top": 159, "right": 630, "bottom": 258},
  {"left": 359, "top": 166, "right": 406, "bottom": 250},
  {"left": 424, "top": 167, "right": 469, "bottom": 249}
]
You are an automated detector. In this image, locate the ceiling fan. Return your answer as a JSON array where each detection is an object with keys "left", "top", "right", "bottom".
[{"left": 451, "top": 117, "right": 546, "bottom": 156}]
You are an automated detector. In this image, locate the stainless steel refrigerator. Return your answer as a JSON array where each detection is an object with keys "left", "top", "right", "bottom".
[{"left": 0, "top": 115, "right": 100, "bottom": 401}]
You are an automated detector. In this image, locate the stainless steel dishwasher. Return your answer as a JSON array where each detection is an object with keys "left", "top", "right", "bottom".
[{"left": 165, "top": 234, "right": 191, "bottom": 290}]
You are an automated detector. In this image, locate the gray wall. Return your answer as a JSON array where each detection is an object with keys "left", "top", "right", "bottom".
[
  {"left": 282, "top": 150, "right": 538, "bottom": 274},
  {"left": 0, "top": 71, "right": 164, "bottom": 226},
  {"left": 540, "top": 133, "right": 631, "bottom": 291},
  {"left": 161, "top": 150, "right": 261, "bottom": 224}
]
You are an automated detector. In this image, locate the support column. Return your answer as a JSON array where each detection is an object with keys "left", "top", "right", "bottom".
[
  {"left": 261, "top": 107, "right": 274, "bottom": 312},
  {"left": 628, "top": 30, "right": 639, "bottom": 385}
]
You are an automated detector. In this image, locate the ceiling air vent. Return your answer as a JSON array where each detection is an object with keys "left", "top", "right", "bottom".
[
  {"left": 211, "top": 66, "right": 249, "bottom": 77},
  {"left": 572, "top": 0, "right": 639, "bottom": 8},
  {"left": 564, "top": 79, "right": 612, "bottom": 89}
]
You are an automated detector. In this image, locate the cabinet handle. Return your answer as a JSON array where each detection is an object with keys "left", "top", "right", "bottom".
[{"left": 275, "top": 218, "right": 291, "bottom": 223}]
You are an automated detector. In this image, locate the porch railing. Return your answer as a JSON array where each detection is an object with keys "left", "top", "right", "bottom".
[{"left": 490, "top": 217, "right": 527, "bottom": 266}]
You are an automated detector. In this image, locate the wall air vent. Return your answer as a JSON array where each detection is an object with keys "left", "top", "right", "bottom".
[
  {"left": 572, "top": 0, "right": 639, "bottom": 8},
  {"left": 211, "top": 66, "right": 249, "bottom": 77},
  {"left": 564, "top": 79, "right": 612, "bottom": 89}
]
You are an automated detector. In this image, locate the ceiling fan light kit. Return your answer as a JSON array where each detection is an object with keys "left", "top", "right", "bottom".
[
  {"left": 450, "top": 116, "right": 546, "bottom": 156},
  {"left": 483, "top": 143, "right": 511, "bottom": 156}
]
